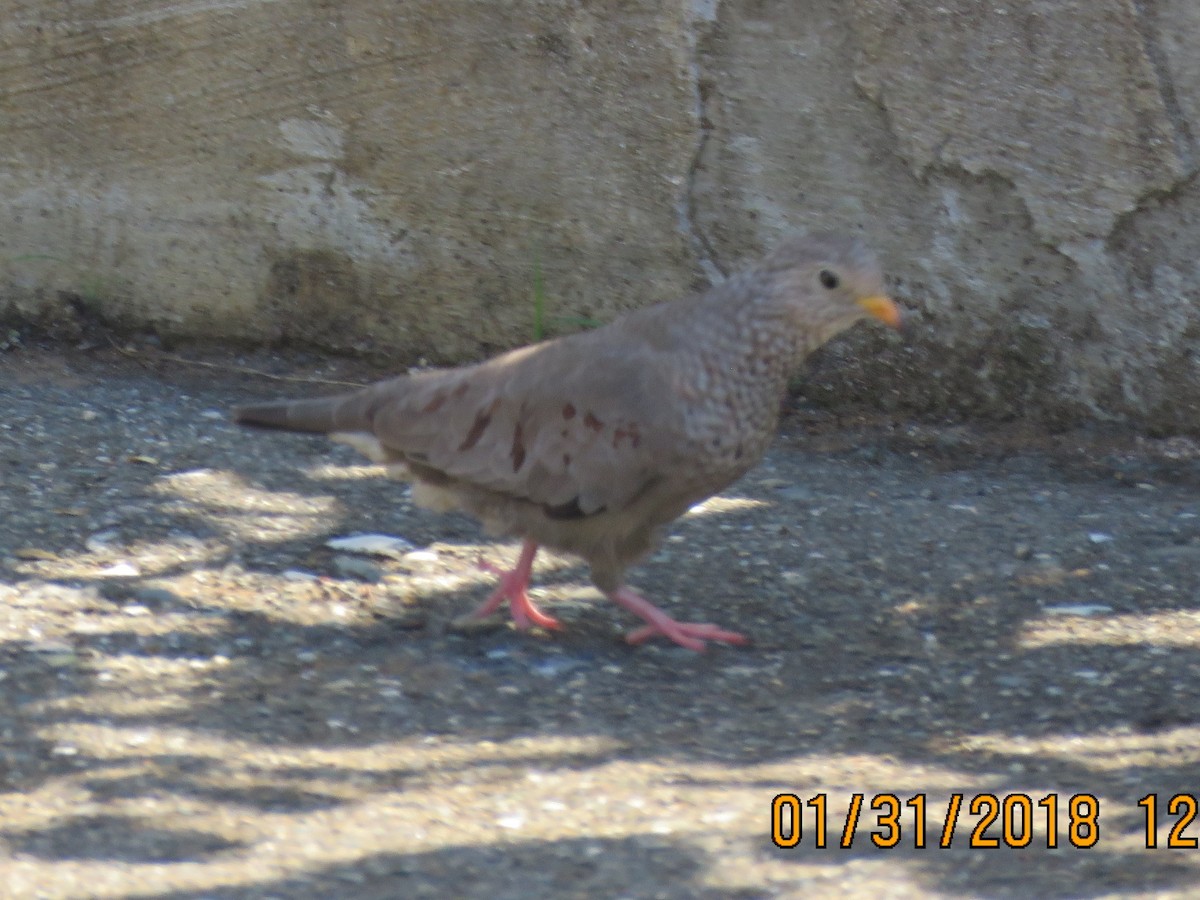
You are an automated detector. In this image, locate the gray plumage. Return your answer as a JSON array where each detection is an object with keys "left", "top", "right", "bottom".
[{"left": 234, "top": 232, "right": 899, "bottom": 647}]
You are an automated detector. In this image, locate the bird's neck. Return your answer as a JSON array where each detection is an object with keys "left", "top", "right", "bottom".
[{"left": 686, "top": 307, "right": 795, "bottom": 438}]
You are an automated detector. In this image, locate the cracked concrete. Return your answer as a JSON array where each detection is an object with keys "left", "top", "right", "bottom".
[
  {"left": 677, "top": 0, "right": 728, "bottom": 284},
  {"left": 848, "top": 0, "right": 1191, "bottom": 244},
  {"left": 0, "top": 2, "right": 698, "bottom": 361},
  {"left": 4, "top": 0, "right": 1200, "bottom": 433},
  {"left": 1131, "top": 0, "right": 1198, "bottom": 174},
  {"left": 689, "top": 0, "right": 1200, "bottom": 432}
]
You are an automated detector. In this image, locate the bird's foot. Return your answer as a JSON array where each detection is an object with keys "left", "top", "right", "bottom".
[
  {"left": 608, "top": 586, "right": 748, "bottom": 652},
  {"left": 471, "top": 541, "right": 562, "bottom": 631}
]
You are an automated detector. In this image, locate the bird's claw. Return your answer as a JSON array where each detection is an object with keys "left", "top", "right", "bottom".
[
  {"left": 469, "top": 541, "right": 561, "bottom": 631},
  {"left": 609, "top": 586, "right": 747, "bottom": 651},
  {"left": 625, "top": 621, "right": 749, "bottom": 652}
]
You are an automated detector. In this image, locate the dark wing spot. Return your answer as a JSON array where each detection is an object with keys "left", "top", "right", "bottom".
[
  {"left": 544, "top": 496, "right": 603, "bottom": 520},
  {"left": 453, "top": 383, "right": 470, "bottom": 398},
  {"left": 562, "top": 403, "right": 576, "bottom": 419},
  {"left": 421, "top": 392, "right": 447, "bottom": 414},
  {"left": 510, "top": 421, "right": 526, "bottom": 472},
  {"left": 458, "top": 398, "right": 501, "bottom": 452},
  {"left": 562, "top": 452, "right": 572, "bottom": 466},
  {"left": 583, "top": 412, "right": 603, "bottom": 432},
  {"left": 612, "top": 422, "right": 643, "bottom": 449}
]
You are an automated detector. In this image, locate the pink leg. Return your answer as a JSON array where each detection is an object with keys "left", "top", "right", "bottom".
[
  {"left": 608, "top": 586, "right": 748, "bottom": 651},
  {"left": 470, "top": 540, "right": 561, "bottom": 630}
]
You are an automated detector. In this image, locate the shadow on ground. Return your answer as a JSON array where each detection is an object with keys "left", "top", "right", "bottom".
[{"left": 3, "top": 348, "right": 1200, "bottom": 897}]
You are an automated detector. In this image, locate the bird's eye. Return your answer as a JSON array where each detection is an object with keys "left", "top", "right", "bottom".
[{"left": 818, "top": 269, "right": 839, "bottom": 290}]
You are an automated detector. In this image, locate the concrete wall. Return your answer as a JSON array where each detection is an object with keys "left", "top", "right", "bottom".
[{"left": 3, "top": 1, "right": 1200, "bottom": 432}]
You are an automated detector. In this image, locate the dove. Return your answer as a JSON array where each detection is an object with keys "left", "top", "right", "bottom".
[{"left": 233, "top": 232, "right": 901, "bottom": 650}]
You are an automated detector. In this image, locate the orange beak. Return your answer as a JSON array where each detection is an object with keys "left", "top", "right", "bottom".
[{"left": 857, "top": 294, "right": 903, "bottom": 329}]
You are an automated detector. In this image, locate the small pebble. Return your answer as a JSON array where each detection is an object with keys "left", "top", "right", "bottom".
[
  {"left": 14, "top": 547, "right": 60, "bottom": 561},
  {"left": 1044, "top": 604, "right": 1113, "bottom": 617},
  {"left": 99, "top": 562, "right": 139, "bottom": 577},
  {"left": 133, "top": 586, "right": 182, "bottom": 607},
  {"left": 332, "top": 555, "right": 384, "bottom": 583},
  {"left": 326, "top": 533, "right": 416, "bottom": 559},
  {"left": 28, "top": 639, "right": 75, "bottom": 655},
  {"left": 282, "top": 569, "right": 319, "bottom": 582},
  {"left": 403, "top": 549, "right": 440, "bottom": 563},
  {"left": 533, "top": 657, "right": 582, "bottom": 678},
  {"left": 86, "top": 530, "right": 121, "bottom": 552}
]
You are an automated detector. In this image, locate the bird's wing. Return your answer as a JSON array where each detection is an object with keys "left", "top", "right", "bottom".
[{"left": 367, "top": 327, "right": 694, "bottom": 517}]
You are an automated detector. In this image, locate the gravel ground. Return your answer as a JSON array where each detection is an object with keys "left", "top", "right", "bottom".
[{"left": 3, "top": 344, "right": 1200, "bottom": 899}]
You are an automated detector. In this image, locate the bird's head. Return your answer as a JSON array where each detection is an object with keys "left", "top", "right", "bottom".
[{"left": 762, "top": 232, "right": 902, "bottom": 347}]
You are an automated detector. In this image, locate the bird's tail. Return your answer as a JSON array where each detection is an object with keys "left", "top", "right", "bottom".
[{"left": 232, "top": 392, "right": 368, "bottom": 434}]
